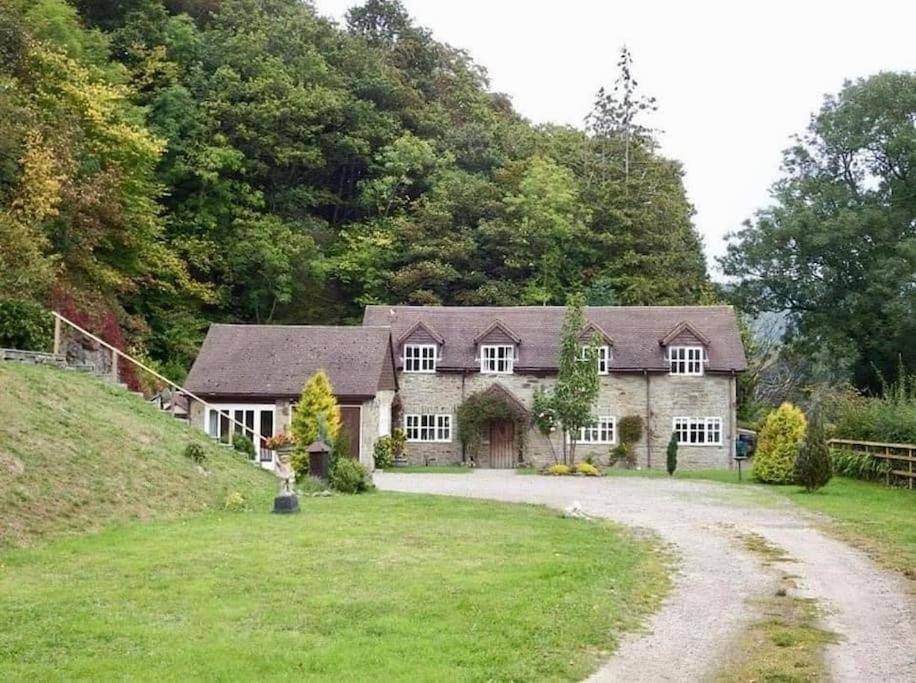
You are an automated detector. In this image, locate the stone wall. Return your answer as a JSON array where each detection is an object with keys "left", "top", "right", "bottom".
[{"left": 397, "top": 371, "right": 737, "bottom": 470}]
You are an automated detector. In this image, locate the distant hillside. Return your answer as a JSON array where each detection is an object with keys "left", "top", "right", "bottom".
[{"left": 0, "top": 363, "right": 275, "bottom": 548}]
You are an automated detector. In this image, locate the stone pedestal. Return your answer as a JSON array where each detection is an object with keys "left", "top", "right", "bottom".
[{"left": 272, "top": 494, "right": 299, "bottom": 514}]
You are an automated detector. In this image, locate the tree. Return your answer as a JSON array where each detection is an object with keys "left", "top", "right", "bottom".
[
  {"left": 722, "top": 73, "right": 916, "bottom": 393},
  {"left": 551, "top": 293, "right": 601, "bottom": 465},
  {"left": 794, "top": 416, "right": 832, "bottom": 492},
  {"left": 666, "top": 432, "right": 678, "bottom": 476},
  {"left": 753, "top": 403, "right": 807, "bottom": 484},
  {"left": 290, "top": 370, "right": 341, "bottom": 455}
]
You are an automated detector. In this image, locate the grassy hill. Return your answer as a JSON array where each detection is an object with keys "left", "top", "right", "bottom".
[{"left": 0, "top": 362, "right": 275, "bottom": 548}]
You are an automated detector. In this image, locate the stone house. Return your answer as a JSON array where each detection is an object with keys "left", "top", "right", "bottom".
[
  {"left": 362, "top": 305, "right": 746, "bottom": 470},
  {"left": 184, "top": 325, "right": 398, "bottom": 472},
  {"left": 183, "top": 305, "right": 745, "bottom": 471}
]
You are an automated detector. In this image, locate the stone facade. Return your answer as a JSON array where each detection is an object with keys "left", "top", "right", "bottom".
[{"left": 398, "top": 370, "right": 737, "bottom": 470}]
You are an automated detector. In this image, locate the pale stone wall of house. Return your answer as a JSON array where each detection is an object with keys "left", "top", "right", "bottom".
[{"left": 397, "top": 371, "right": 737, "bottom": 470}]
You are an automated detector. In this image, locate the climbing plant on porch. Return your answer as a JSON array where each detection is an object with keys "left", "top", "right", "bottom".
[{"left": 456, "top": 388, "right": 528, "bottom": 463}]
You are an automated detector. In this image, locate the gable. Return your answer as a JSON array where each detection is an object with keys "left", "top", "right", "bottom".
[
  {"left": 659, "top": 321, "right": 711, "bottom": 348},
  {"left": 473, "top": 320, "right": 521, "bottom": 346}
]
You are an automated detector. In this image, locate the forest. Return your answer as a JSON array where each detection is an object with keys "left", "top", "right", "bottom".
[
  {"left": 0, "top": 0, "right": 913, "bottom": 402},
  {"left": 0, "top": 0, "right": 708, "bottom": 379}
]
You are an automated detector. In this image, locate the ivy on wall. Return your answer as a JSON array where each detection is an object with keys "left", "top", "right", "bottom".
[{"left": 456, "top": 388, "right": 529, "bottom": 462}]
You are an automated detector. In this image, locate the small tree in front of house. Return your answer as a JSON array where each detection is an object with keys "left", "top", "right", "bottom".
[
  {"left": 666, "top": 432, "right": 678, "bottom": 476},
  {"left": 552, "top": 293, "right": 601, "bottom": 466},
  {"left": 794, "top": 415, "right": 832, "bottom": 492},
  {"left": 753, "top": 402, "right": 807, "bottom": 484},
  {"left": 290, "top": 369, "right": 341, "bottom": 459}
]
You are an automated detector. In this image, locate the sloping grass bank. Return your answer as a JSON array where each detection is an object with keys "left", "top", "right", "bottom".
[
  {"left": 0, "top": 362, "right": 274, "bottom": 548},
  {"left": 0, "top": 493, "right": 670, "bottom": 681}
]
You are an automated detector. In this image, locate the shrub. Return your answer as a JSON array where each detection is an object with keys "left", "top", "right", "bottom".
[
  {"left": 290, "top": 451, "right": 309, "bottom": 481},
  {"left": 753, "top": 403, "right": 807, "bottom": 484},
  {"left": 0, "top": 299, "right": 53, "bottom": 351},
  {"left": 618, "top": 415, "right": 643, "bottom": 446},
  {"left": 575, "top": 462, "right": 600, "bottom": 476},
  {"left": 666, "top": 432, "right": 678, "bottom": 476},
  {"left": 608, "top": 443, "right": 636, "bottom": 468},
  {"left": 830, "top": 371, "right": 916, "bottom": 445},
  {"left": 232, "top": 433, "right": 256, "bottom": 459},
  {"left": 329, "top": 457, "right": 373, "bottom": 494},
  {"left": 184, "top": 443, "right": 206, "bottom": 464},
  {"left": 794, "top": 418, "right": 832, "bottom": 492},
  {"left": 374, "top": 436, "right": 394, "bottom": 469},
  {"left": 223, "top": 491, "right": 246, "bottom": 511},
  {"left": 291, "top": 370, "right": 341, "bottom": 455},
  {"left": 543, "top": 463, "right": 571, "bottom": 476},
  {"left": 830, "top": 448, "right": 891, "bottom": 482}
]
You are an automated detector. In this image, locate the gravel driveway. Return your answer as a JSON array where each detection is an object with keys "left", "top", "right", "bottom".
[{"left": 375, "top": 471, "right": 915, "bottom": 682}]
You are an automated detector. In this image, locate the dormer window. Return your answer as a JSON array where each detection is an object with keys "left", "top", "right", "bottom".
[
  {"left": 481, "top": 344, "right": 515, "bottom": 374},
  {"left": 581, "top": 345, "right": 611, "bottom": 374},
  {"left": 403, "top": 343, "right": 437, "bottom": 373},
  {"left": 668, "top": 346, "right": 705, "bottom": 375}
]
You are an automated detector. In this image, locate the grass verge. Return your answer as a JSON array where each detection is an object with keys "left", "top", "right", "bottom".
[
  {"left": 0, "top": 493, "right": 671, "bottom": 681},
  {"left": 0, "top": 363, "right": 274, "bottom": 549},
  {"left": 383, "top": 465, "right": 473, "bottom": 473}
]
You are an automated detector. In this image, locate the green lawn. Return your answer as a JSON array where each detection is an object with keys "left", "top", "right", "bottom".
[
  {"left": 0, "top": 494, "right": 670, "bottom": 681},
  {"left": 383, "top": 465, "right": 474, "bottom": 473},
  {"left": 604, "top": 468, "right": 916, "bottom": 576}
]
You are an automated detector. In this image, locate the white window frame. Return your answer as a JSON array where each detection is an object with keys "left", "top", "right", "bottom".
[
  {"left": 204, "top": 403, "right": 276, "bottom": 460},
  {"left": 403, "top": 343, "right": 437, "bottom": 373},
  {"left": 668, "top": 345, "right": 705, "bottom": 375},
  {"left": 672, "top": 417, "right": 723, "bottom": 446},
  {"left": 404, "top": 414, "right": 452, "bottom": 443},
  {"left": 577, "top": 415, "right": 617, "bottom": 445},
  {"left": 581, "top": 344, "right": 611, "bottom": 374},
  {"left": 480, "top": 344, "right": 515, "bottom": 374}
]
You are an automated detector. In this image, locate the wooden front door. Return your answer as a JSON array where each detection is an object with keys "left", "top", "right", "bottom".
[
  {"left": 488, "top": 421, "right": 516, "bottom": 469},
  {"left": 338, "top": 406, "right": 361, "bottom": 459}
]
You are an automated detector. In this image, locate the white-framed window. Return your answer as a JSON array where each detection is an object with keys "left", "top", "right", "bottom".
[
  {"left": 673, "top": 417, "right": 723, "bottom": 446},
  {"left": 480, "top": 344, "right": 515, "bottom": 374},
  {"left": 578, "top": 416, "right": 616, "bottom": 444},
  {"left": 404, "top": 414, "right": 452, "bottom": 442},
  {"left": 204, "top": 403, "right": 276, "bottom": 460},
  {"left": 403, "top": 343, "right": 437, "bottom": 373},
  {"left": 668, "top": 346, "right": 705, "bottom": 375},
  {"left": 581, "top": 345, "right": 611, "bottom": 374}
]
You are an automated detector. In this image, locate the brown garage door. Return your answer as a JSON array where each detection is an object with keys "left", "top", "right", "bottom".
[{"left": 339, "top": 406, "right": 361, "bottom": 459}]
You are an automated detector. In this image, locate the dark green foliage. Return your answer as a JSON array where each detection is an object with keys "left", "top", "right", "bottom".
[
  {"left": 329, "top": 457, "right": 373, "bottom": 494},
  {"left": 618, "top": 415, "right": 643, "bottom": 446},
  {"left": 0, "top": 300, "right": 53, "bottom": 351},
  {"left": 2, "top": 0, "right": 711, "bottom": 376},
  {"left": 830, "top": 369, "right": 916, "bottom": 445},
  {"left": 183, "top": 442, "right": 206, "bottom": 464},
  {"left": 457, "top": 390, "right": 527, "bottom": 462},
  {"left": 666, "top": 432, "right": 677, "bottom": 476},
  {"left": 610, "top": 415, "right": 642, "bottom": 468},
  {"left": 231, "top": 433, "right": 255, "bottom": 459},
  {"left": 829, "top": 449, "right": 891, "bottom": 482},
  {"left": 373, "top": 428, "right": 407, "bottom": 468},
  {"left": 794, "top": 419, "right": 832, "bottom": 492},
  {"left": 722, "top": 73, "right": 916, "bottom": 393}
]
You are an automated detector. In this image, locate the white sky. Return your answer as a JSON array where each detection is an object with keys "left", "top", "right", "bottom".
[{"left": 313, "top": 0, "right": 915, "bottom": 274}]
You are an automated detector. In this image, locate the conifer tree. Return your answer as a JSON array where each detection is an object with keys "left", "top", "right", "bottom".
[
  {"left": 666, "top": 432, "right": 678, "bottom": 476},
  {"left": 794, "top": 416, "right": 832, "bottom": 492},
  {"left": 291, "top": 370, "right": 341, "bottom": 454}
]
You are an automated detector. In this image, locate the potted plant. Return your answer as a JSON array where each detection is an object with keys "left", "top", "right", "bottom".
[
  {"left": 265, "top": 431, "right": 295, "bottom": 463},
  {"left": 390, "top": 428, "right": 408, "bottom": 467}
]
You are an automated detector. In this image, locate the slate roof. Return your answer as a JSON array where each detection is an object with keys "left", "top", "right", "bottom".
[
  {"left": 363, "top": 305, "right": 747, "bottom": 373},
  {"left": 184, "top": 325, "right": 397, "bottom": 399}
]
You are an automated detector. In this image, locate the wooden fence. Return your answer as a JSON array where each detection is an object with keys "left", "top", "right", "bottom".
[{"left": 827, "top": 438, "right": 915, "bottom": 489}]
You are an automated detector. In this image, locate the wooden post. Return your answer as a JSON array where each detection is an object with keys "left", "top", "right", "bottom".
[
  {"left": 111, "top": 349, "right": 119, "bottom": 384},
  {"left": 53, "top": 314, "right": 62, "bottom": 355},
  {"left": 884, "top": 446, "right": 890, "bottom": 486}
]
